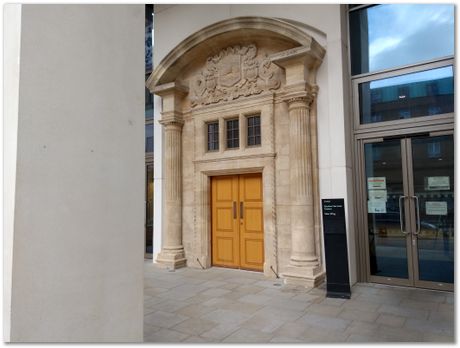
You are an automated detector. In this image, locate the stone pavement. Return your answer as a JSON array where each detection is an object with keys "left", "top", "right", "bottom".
[{"left": 144, "top": 261, "right": 454, "bottom": 343}]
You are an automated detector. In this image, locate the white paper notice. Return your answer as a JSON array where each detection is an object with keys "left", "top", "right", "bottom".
[
  {"left": 368, "top": 189, "right": 387, "bottom": 202},
  {"left": 368, "top": 200, "right": 386, "bottom": 214},
  {"left": 426, "top": 176, "right": 450, "bottom": 191},
  {"left": 426, "top": 201, "right": 448, "bottom": 216},
  {"left": 368, "top": 177, "right": 386, "bottom": 190}
]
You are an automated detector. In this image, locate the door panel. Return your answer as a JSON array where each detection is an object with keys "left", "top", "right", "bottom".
[
  {"left": 212, "top": 176, "right": 239, "bottom": 268},
  {"left": 409, "top": 135, "right": 454, "bottom": 288},
  {"left": 239, "top": 174, "right": 264, "bottom": 271},
  {"left": 363, "top": 139, "right": 412, "bottom": 283},
  {"left": 362, "top": 133, "right": 454, "bottom": 290},
  {"left": 211, "top": 174, "right": 264, "bottom": 271}
]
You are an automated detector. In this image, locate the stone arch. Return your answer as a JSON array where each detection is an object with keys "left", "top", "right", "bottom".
[
  {"left": 146, "top": 16, "right": 325, "bottom": 89},
  {"left": 148, "top": 16, "right": 327, "bottom": 287}
]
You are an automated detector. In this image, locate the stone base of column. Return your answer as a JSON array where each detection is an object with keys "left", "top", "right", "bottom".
[
  {"left": 282, "top": 264, "right": 325, "bottom": 288},
  {"left": 155, "top": 246, "right": 186, "bottom": 270}
]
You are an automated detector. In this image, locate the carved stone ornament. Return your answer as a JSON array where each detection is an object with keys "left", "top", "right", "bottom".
[{"left": 190, "top": 44, "right": 281, "bottom": 107}]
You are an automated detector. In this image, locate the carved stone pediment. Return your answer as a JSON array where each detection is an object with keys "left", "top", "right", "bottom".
[{"left": 190, "top": 44, "right": 282, "bottom": 107}]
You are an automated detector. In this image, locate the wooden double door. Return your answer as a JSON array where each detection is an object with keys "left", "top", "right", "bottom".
[{"left": 211, "top": 173, "right": 264, "bottom": 271}]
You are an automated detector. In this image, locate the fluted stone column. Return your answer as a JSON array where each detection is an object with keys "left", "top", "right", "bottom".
[
  {"left": 271, "top": 43, "right": 326, "bottom": 288},
  {"left": 282, "top": 93, "right": 324, "bottom": 287},
  {"left": 148, "top": 82, "right": 189, "bottom": 270},
  {"left": 156, "top": 118, "right": 186, "bottom": 269}
]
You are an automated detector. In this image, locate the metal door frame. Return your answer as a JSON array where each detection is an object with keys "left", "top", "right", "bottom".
[
  {"left": 406, "top": 131, "right": 454, "bottom": 291},
  {"left": 354, "top": 124, "right": 454, "bottom": 290}
]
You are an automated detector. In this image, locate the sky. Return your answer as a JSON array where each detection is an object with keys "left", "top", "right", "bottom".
[{"left": 366, "top": 4, "right": 454, "bottom": 73}]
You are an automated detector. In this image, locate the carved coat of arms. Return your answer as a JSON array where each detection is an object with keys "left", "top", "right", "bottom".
[{"left": 190, "top": 44, "right": 281, "bottom": 107}]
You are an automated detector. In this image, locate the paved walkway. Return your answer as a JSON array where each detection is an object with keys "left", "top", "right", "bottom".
[{"left": 144, "top": 261, "right": 454, "bottom": 343}]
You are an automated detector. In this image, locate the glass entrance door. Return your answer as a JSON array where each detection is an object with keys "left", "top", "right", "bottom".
[{"left": 363, "top": 133, "right": 454, "bottom": 290}]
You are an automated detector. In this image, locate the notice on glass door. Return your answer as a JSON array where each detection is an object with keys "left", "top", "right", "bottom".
[
  {"left": 368, "top": 200, "right": 386, "bottom": 214},
  {"left": 368, "top": 189, "right": 387, "bottom": 202},
  {"left": 367, "top": 177, "right": 386, "bottom": 190},
  {"left": 426, "top": 176, "right": 450, "bottom": 191},
  {"left": 426, "top": 201, "right": 448, "bottom": 216}
]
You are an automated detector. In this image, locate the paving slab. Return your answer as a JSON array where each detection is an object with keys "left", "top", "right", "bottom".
[
  {"left": 143, "top": 261, "right": 453, "bottom": 343},
  {"left": 222, "top": 328, "right": 274, "bottom": 343},
  {"left": 171, "top": 317, "right": 217, "bottom": 336}
]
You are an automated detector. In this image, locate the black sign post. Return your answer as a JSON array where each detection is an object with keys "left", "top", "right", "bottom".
[{"left": 322, "top": 198, "right": 351, "bottom": 299}]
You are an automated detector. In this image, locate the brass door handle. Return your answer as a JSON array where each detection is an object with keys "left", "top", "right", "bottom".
[
  {"left": 240, "top": 202, "right": 244, "bottom": 219},
  {"left": 233, "top": 201, "right": 237, "bottom": 219}
]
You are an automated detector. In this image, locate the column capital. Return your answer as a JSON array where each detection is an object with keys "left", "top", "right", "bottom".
[
  {"left": 283, "top": 91, "right": 314, "bottom": 111},
  {"left": 159, "top": 111, "right": 184, "bottom": 129}
]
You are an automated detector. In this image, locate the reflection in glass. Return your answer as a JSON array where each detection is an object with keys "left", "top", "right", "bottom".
[
  {"left": 207, "top": 122, "right": 219, "bottom": 151},
  {"left": 350, "top": 4, "right": 454, "bottom": 75},
  {"left": 145, "top": 124, "right": 153, "bottom": 153},
  {"left": 365, "top": 140, "right": 408, "bottom": 279},
  {"left": 145, "top": 164, "right": 153, "bottom": 254},
  {"left": 412, "top": 135, "right": 454, "bottom": 283},
  {"left": 359, "top": 66, "right": 454, "bottom": 124}
]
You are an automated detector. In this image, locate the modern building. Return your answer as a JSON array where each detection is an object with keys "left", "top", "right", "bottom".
[
  {"left": 4, "top": 3, "right": 454, "bottom": 342},
  {"left": 147, "top": 4, "right": 454, "bottom": 291},
  {"left": 145, "top": 4, "right": 154, "bottom": 258}
]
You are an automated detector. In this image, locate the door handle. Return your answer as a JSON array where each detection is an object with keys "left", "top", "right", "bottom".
[
  {"left": 411, "top": 195, "right": 421, "bottom": 235},
  {"left": 399, "top": 196, "right": 409, "bottom": 235},
  {"left": 233, "top": 201, "right": 237, "bottom": 219},
  {"left": 240, "top": 202, "right": 244, "bottom": 219}
]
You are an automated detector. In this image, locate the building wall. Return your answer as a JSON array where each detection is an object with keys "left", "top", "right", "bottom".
[
  {"left": 4, "top": 4, "right": 22, "bottom": 342},
  {"left": 6, "top": 5, "right": 144, "bottom": 341},
  {"left": 153, "top": 4, "right": 357, "bottom": 283}
]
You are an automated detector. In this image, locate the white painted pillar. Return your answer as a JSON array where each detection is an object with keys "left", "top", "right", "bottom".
[{"left": 4, "top": 4, "right": 22, "bottom": 342}]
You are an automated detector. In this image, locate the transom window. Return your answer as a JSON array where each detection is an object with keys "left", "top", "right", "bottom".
[
  {"left": 358, "top": 65, "right": 454, "bottom": 125},
  {"left": 350, "top": 4, "right": 454, "bottom": 76},
  {"left": 207, "top": 122, "right": 219, "bottom": 151},
  {"left": 247, "top": 115, "right": 261, "bottom": 146},
  {"left": 226, "top": 119, "right": 239, "bottom": 149}
]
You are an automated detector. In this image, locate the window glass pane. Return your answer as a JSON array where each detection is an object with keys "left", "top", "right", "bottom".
[
  {"left": 145, "top": 86, "right": 154, "bottom": 120},
  {"left": 145, "top": 163, "right": 153, "bottom": 254},
  {"left": 145, "top": 124, "right": 153, "bottom": 153},
  {"left": 247, "top": 115, "right": 261, "bottom": 146},
  {"left": 359, "top": 66, "right": 454, "bottom": 124},
  {"left": 226, "top": 119, "right": 239, "bottom": 149},
  {"left": 350, "top": 4, "right": 454, "bottom": 75},
  {"left": 207, "top": 122, "right": 219, "bottom": 151}
]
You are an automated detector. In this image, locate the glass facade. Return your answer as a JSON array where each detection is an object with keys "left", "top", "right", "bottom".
[
  {"left": 145, "top": 4, "right": 154, "bottom": 256},
  {"left": 350, "top": 4, "right": 454, "bottom": 75},
  {"left": 351, "top": 4, "right": 454, "bottom": 289}
]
